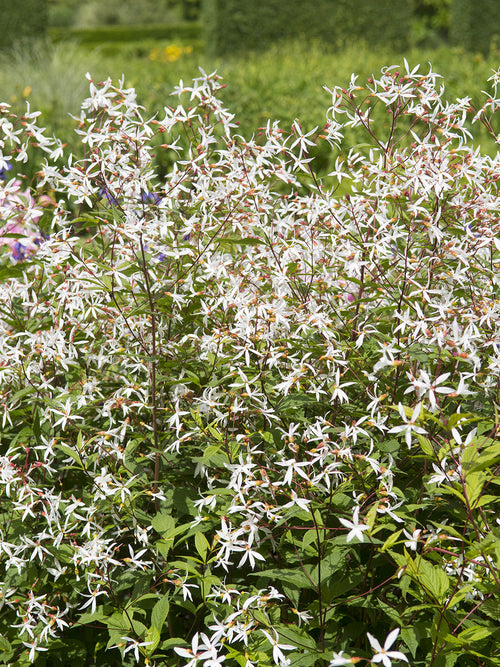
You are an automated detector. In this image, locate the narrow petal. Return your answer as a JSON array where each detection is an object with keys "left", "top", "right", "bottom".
[{"left": 384, "top": 627, "right": 400, "bottom": 650}]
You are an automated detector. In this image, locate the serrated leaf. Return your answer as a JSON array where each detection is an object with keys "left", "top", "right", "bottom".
[
  {"left": 479, "top": 598, "right": 500, "bottom": 620},
  {"left": 465, "top": 470, "right": 487, "bottom": 507},
  {"left": 418, "top": 559, "right": 450, "bottom": 603},
  {"left": 0, "top": 635, "right": 12, "bottom": 653},
  {"left": 448, "top": 585, "right": 475, "bottom": 608},
  {"left": 474, "top": 494, "right": 499, "bottom": 508},
  {"left": 456, "top": 625, "right": 492, "bottom": 644}
]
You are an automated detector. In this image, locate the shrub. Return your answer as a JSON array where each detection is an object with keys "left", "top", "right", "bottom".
[
  {"left": 74, "top": 0, "right": 171, "bottom": 27},
  {"left": 49, "top": 21, "right": 202, "bottom": 45},
  {"left": 1, "top": 62, "right": 500, "bottom": 667},
  {"left": 450, "top": 0, "right": 500, "bottom": 54},
  {"left": 412, "top": 0, "right": 451, "bottom": 47},
  {"left": 203, "top": 0, "right": 412, "bottom": 56},
  {"left": 0, "top": 0, "right": 48, "bottom": 50}
]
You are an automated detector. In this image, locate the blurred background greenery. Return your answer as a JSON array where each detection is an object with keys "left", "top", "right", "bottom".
[{"left": 0, "top": 0, "right": 498, "bottom": 175}]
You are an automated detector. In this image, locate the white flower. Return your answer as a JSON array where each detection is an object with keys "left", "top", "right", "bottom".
[
  {"left": 329, "top": 651, "right": 356, "bottom": 665},
  {"left": 121, "top": 636, "right": 155, "bottom": 662},
  {"left": 388, "top": 402, "right": 426, "bottom": 448},
  {"left": 78, "top": 586, "right": 109, "bottom": 614},
  {"left": 367, "top": 628, "right": 408, "bottom": 667},
  {"left": 403, "top": 528, "right": 422, "bottom": 551},
  {"left": 339, "top": 506, "right": 370, "bottom": 543},
  {"left": 260, "top": 629, "right": 295, "bottom": 666}
]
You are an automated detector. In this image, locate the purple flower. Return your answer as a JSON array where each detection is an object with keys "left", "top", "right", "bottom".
[
  {"left": 12, "top": 242, "right": 26, "bottom": 261},
  {"left": 99, "top": 188, "right": 119, "bottom": 205},
  {"left": 141, "top": 191, "right": 162, "bottom": 204},
  {"left": 0, "top": 161, "right": 12, "bottom": 181}
]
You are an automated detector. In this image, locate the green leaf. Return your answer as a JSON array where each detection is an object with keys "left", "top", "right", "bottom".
[
  {"left": 433, "top": 485, "right": 466, "bottom": 504},
  {"left": 431, "top": 653, "right": 459, "bottom": 667},
  {"left": 194, "top": 531, "right": 210, "bottom": 561},
  {"left": 151, "top": 594, "right": 170, "bottom": 633},
  {"left": 144, "top": 627, "right": 161, "bottom": 655},
  {"left": 273, "top": 624, "right": 316, "bottom": 650},
  {"left": 447, "top": 585, "right": 475, "bottom": 608},
  {"left": 152, "top": 512, "right": 175, "bottom": 535},
  {"left": 55, "top": 443, "right": 83, "bottom": 467},
  {"left": 465, "top": 470, "right": 487, "bottom": 507},
  {"left": 277, "top": 393, "right": 321, "bottom": 412},
  {"left": 480, "top": 598, "right": 500, "bottom": 621},
  {"left": 286, "top": 652, "right": 324, "bottom": 667},
  {"left": 250, "top": 568, "right": 316, "bottom": 590},
  {"left": 77, "top": 608, "right": 108, "bottom": 626},
  {"left": 380, "top": 529, "right": 402, "bottom": 552},
  {"left": 401, "top": 622, "right": 427, "bottom": 659},
  {"left": 418, "top": 559, "right": 450, "bottom": 603},
  {"left": 0, "top": 635, "right": 12, "bottom": 653},
  {"left": 417, "top": 433, "right": 434, "bottom": 456},
  {"left": 32, "top": 407, "right": 41, "bottom": 446},
  {"left": 456, "top": 625, "right": 492, "bottom": 644},
  {"left": 447, "top": 412, "right": 475, "bottom": 431},
  {"left": 365, "top": 501, "right": 378, "bottom": 530},
  {"left": 475, "top": 494, "right": 499, "bottom": 508},
  {"left": 302, "top": 529, "right": 319, "bottom": 551},
  {"left": 469, "top": 440, "right": 500, "bottom": 472}
]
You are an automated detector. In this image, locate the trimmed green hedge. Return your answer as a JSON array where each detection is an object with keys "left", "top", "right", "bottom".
[
  {"left": 0, "top": 0, "right": 48, "bottom": 49},
  {"left": 450, "top": 0, "right": 500, "bottom": 54},
  {"left": 49, "top": 22, "right": 201, "bottom": 45},
  {"left": 203, "top": 0, "right": 412, "bottom": 56}
]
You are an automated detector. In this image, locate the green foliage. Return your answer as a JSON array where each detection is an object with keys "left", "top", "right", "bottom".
[
  {"left": 0, "top": 0, "right": 48, "bottom": 50},
  {"left": 450, "top": 0, "right": 500, "bottom": 54},
  {"left": 412, "top": 0, "right": 451, "bottom": 47},
  {"left": 179, "top": 0, "right": 202, "bottom": 21},
  {"left": 203, "top": 0, "right": 412, "bottom": 56},
  {"left": 74, "top": 0, "right": 171, "bottom": 27},
  {"left": 49, "top": 21, "right": 202, "bottom": 45}
]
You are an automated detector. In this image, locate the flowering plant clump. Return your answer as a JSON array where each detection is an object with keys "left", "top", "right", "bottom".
[{"left": 1, "top": 63, "right": 500, "bottom": 666}]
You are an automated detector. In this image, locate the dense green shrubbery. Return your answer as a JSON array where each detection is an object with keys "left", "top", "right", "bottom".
[
  {"left": 412, "top": 0, "right": 451, "bottom": 47},
  {"left": 1, "top": 61, "right": 500, "bottom": 666},
  {"left": 49, "top": 22, "right": 202, "bottom": 46},
  {"left": 450, "top": 0, "right": 500, "bottom": 54},
  {"left": 203, "top": 0, "right": 412, "bottom": 56},
  {"left": 0, "top": 0, "right": 48, "bottom": 49}
]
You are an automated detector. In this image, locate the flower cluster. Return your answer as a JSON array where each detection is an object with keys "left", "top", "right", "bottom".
[{"left": 0, "top": 64, "right": 499, "bottom": 666}]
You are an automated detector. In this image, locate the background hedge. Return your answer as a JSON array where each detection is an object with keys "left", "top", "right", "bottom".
[
  {"left": 203, "top": 0, "right": 412, "bottom": 56},
  {"left": 0, "top": 0, "right": 48, "bottom": 49},
  {"left": 450, "top": 0, "right": 500, "bottom": 54},
  {"left": 49, "top": 21, "right": 201, "bottom": 45}
]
